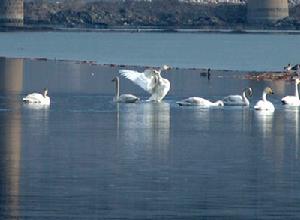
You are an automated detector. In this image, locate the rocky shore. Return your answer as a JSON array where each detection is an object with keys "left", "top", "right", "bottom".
[{"left": 21, "top": 1, "right": 300, "bottom": 30}]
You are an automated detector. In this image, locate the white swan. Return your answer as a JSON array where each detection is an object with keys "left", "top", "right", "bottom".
[
  {"left": 281, "top": 78, "right": 300, "bottom": 106},
  {"left": 119, "top": 65, "right": 171, "bottom": 102},
  {"left": 177, "top": 97, "right": 224, "bottom": 107},
  {"left": 223, "top": 88, "right": 252, "bottom": 106},
  {"left": 23, "top": 88, "right": 50, "bottom": 105},
  {"left": 112, "top": 76, "right": 139, "bottom": 103},
  {"left": 254, "top": 87, "right": 275, "bottom": 111}
]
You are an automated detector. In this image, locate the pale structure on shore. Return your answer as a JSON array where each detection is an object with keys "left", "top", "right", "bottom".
[
  {"left": 0, "top": 57, "right": 23, "bottom": 93},
  {"left": 247, "top": 0, "right": 289, "bottom": 23},
  {"left": 0, "top": 0, "right": 23, "bottom": 26}
]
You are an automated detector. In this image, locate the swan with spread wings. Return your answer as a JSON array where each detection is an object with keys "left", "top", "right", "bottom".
[{"left": 119, "top": 65, "right": 171, "bottom": 102}]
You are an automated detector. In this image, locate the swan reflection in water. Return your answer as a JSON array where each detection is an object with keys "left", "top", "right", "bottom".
[
  {"left": 255, "top": 110, "right": 274, "bottom": 138},
  {"left": 115, "top": 102, "right": 170, "bottom": 158},
  {"left": 22, "top": 103, "right": 50, "bottom": 110},
  {"left": 0, "top": 112, "right": 22, "bottom": 218},
  {"left": 255, "top": 110, "right": 288, "bottom": 171},
  {"left": 283, "top": 107, "right": 299, "bottom": 159},
  {"left": 296, "top": 109, "right": 299, "bottom": 158}
]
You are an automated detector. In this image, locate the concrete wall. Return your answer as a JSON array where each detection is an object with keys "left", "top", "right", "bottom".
[
  {"left": 0, "top": 0, "right": 24, "bottom": 26},
  {"left": 247, "top": 0, "right": 289, "bottom": 23}
]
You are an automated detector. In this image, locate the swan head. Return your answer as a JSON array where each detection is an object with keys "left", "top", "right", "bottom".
[
  {"left": 244, "top": 87, "right": 253, "bottom": 98},
  {"left": 216, "top": 100, "right": 224, "bottom": 106},
  {"left": 162, "top": 65, "right": 171, "bottom": 71},
  {"left": 264, "top": 87, "right": 274, "bottom": 95},
  {"left": 43, "top": 88, "right": 48, "bottom": 97},
  {"left": 112, "top": 76, "right": 119, "bottom": 82}
]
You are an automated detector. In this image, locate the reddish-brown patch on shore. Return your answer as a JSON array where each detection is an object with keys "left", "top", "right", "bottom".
[{"left": 244, "top": 71, "right": 299, "bottom": 81}]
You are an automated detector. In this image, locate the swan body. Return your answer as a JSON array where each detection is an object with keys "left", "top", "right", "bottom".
[
  {"left": 112, "top": 76, "right": 139, "bottom": 103},
  {"left": 281, "top": 79, "right": 300, "bottom": 106},
  {"left": 113, "top": 94, "right": 139, "bottom": 103},
  {"left": 23, "top": 88, "right": 50, "bottom": 105},
  {"left": 254, "top": 87, "right": 275, "bottom": 111},
  {"left": 119, "top": 65, "right": 171, "bottom": 102},
  {"left": 223, "top": 88, "right": 252, "bottom": 106},
  {"left": 177, "top": 97, "right": 224, "bottom": 107}
]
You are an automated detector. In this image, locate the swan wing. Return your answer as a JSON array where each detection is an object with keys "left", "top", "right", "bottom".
[
  {"left": 119, "top": 69, "right": 155, "bottom": 94},
  {"left": 254, "top": 100, "right": 264, "bottom": 110},
  {"left": 177, "top": 97, "right": 206, "bottom": 106},
  {"left": 223, "top": 95, "right": 248, "bottom": 106},
  {"left": 118, "top": 94, "right": 140, "bottom": 103},
  {"left": 254, "top": 100, "right": 274, "bottom": 111},
  {"left": 281, "top": 96, "right": 300, "bottom": 106},
  {"left": 223, "top": 95, "right": 242, "bottom": 103},
  {"left": 23, "top": 93, "right": 44, "bottom": 102},
  {"left": 149, "top": 78, "right": 170, "bottom": 102},
  {"left": 23, "top": 93, "right": 50, "bottom": 105}
]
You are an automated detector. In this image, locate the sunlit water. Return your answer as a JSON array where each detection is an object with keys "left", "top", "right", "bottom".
[
  {"left": 0, "top": 58, "right": 300, "bottom": 219},
  {"left": 1, "top": 31, "right": 300, "bottom": 71}
]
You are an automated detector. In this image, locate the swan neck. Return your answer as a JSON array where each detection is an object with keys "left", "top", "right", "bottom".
[
  {"left": 242, "top": 91, "right": 246, "bottom": 101},
  {"left": 262, "top": 91, "right": 267, "bottom": 102},
  {"left": 115, "top": 78, "right": 120, "bottom": 100},
  {"left": 156, "top": 70, "right": 162, "bottom": 77},
  {"left": 295, "top": 82, "right": 299, "bottom": 99}
]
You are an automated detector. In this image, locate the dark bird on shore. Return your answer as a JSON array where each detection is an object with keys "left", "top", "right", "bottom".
[
  {"left": 207, "top": 68, "right": 211, "bottom": 80},
  {"left": 284, "top": 63, "right": 292, "bottom": 72},
  {"left": 291, "top": 64, "right": 300, "bottom": 71},
  {"left": 200, "top": 68, "right": 211, "bottom": 80}
]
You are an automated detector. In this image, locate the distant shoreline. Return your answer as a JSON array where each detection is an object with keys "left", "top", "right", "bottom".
[
  {"left": 1, "top": 56, "right": 296, "bottom": 82},
  {"left": 2, "top": 25, "right": 300, "bottom": 35}
]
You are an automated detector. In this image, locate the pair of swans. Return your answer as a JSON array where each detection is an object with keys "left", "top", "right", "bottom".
[
  {"left": 222, "top": 86, "right": 274, "bottom": 111},
  {"left": 114, "top": 65, "right": 171, "bottom": 103},
  {"left": 176, "top": 87, "right": 253, "bottom": 107},
  {"left": 23, "top": 88, "right": 50, "bottom": 105}
]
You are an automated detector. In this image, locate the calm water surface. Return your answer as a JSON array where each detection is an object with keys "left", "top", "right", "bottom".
[
  {"left": 0, "top": 58, "right": 300, "bottom": 219},
  {"left": 0, "top": 32, "right": 300, "bottom": 71}
]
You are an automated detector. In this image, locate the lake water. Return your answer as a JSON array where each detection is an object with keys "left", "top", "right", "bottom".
[
  {"left": 0, "top": 31, "right": 300, "bottom": 71},
  {"left": 0, "top": 57, "right": 300, "bottom": 219}
]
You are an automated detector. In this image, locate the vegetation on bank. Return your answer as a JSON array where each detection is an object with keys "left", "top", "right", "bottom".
[{"left": 23, "top": 0, "right": 300, "bottom": 29}]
